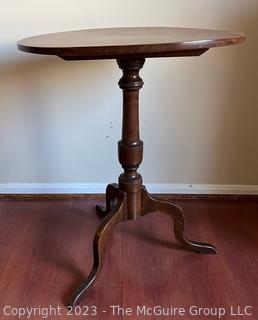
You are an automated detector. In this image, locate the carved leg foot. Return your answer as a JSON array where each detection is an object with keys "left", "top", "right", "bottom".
[
  {"left": 141, "top": 187, "right": 217, "bottom": 254},
  {"left": 96, "top": 183, "right": 119, "bottom": 217},
  {"left": 68, "top": 191, "right": 126, "bottom": 308}
]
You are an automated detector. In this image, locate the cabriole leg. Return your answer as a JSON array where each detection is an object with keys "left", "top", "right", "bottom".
[
  {"left": 96, "top": 183, "right": 119, "bottom": 217},
  {"left": 141, "top": 187, "right": 217, "bottom": 254},
  {"left": 68, "top": 192, "right": 126, "bottom": 308}
]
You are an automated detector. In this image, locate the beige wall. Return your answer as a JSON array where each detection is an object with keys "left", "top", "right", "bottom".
[{"left": 0, "top": 0, "right": 257, "bottom": 186}]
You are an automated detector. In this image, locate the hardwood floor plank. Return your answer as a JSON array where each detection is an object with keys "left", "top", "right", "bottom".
[
  {"left": 121, "top": 212, "right": 196, "bottom": 320},
  {"left": 220, "top": 200, "right": 258, "bottom": 308},
  {"left": 0, "top": 199, "right": 122, "bottom": 319},
  {"left": 122, "top": 199, "right": 258, "bottom": 319},
  {"left": 0, "top": 198, "right": 257, "bottom": 319}
]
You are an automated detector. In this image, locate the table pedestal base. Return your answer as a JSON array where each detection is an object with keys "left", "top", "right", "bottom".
[
  {"left": 68, "top": 185, "right": 217, "bottom": 308},
  {"left": 68, "top": 58, "right": 217, "bottom": 308}
]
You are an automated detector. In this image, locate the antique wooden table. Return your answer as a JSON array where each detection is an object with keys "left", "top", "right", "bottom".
[{"left": 18, "top": 27, "right": 244, "bottom": 307}]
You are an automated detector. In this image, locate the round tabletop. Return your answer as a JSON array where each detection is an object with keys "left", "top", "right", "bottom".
[{"left": 18, "top": 27, "right": 244, "bottom": 60}]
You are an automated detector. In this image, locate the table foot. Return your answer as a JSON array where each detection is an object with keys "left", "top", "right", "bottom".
[
  {"left": 68, "top": 191, "right": 126, "bottom": 308},
  {"left": 96, "top": 183, "right": 119, "bottom": 217},
  {"left": 141, "top": 187, "right": 218, "bottom": 254}
]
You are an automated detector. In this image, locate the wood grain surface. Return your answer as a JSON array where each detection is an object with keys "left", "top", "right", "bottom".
[{"left": 18, "top": 27, "right": 244, "bottom": 60}]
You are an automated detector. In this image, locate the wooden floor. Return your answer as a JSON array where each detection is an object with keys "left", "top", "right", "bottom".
[{"left": 0, "top": 198, "right": 257, "bottom": 319}]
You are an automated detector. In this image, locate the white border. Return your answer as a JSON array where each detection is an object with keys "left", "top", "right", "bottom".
[{"left": 0, "top": 183, "right": 257, "bottom": 195}]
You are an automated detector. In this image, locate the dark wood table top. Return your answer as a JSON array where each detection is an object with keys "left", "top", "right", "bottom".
[{"left": 18, "top": 27, "right": 244, "bottom": 60}]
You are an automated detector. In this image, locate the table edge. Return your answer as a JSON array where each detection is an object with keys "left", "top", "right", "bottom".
[{"left": 17, "top": 34, "right": 245, "bottom": 60}]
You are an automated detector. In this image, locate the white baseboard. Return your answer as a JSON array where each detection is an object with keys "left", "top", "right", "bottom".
[{"left": 0, "top": 183, "right": 257, "bottom": 195}]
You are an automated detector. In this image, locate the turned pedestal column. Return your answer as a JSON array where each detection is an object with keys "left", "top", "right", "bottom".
[{"left": 68, "top": 58, "right": 217, "bottom": 307}]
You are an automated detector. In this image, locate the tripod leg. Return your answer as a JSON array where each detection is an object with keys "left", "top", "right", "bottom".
[
  {"left": 68, "top": 192, "right": 126, "bottom": 308},
  {"left": 141, "top": 187, "right": 217, "bottom": 254},
  {"left": 96, "top": 183, "right": 119, "bottom": 217}
]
